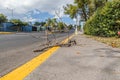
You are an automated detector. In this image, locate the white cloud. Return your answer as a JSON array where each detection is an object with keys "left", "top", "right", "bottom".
[
  {"left": 0, "top": 0, "right": 74, "bottom": 23},
  {"left": 0, "top": 0, "right": 74, "bottom": 15}
]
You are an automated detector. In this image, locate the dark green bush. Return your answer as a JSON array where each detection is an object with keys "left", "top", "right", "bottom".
[{"left": 84, "top": 0, "right": 120, "bottom": 37}]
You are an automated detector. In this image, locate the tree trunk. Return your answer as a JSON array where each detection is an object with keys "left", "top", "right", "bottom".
[{"left": 82, "top": 7, "right": 87, "bottom": 21}]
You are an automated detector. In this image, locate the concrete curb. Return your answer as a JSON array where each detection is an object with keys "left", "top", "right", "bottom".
[{"left": 0, "top": 32, "right": 13, "bottom": 35}]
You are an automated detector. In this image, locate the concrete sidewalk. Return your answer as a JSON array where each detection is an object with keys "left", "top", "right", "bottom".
[{"left": 24, "top": 33, "right": 120, "bottom": 80}]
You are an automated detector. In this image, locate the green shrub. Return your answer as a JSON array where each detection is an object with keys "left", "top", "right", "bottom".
[{"left": 84, "top": 0, "right": 120, "bottom": 37}]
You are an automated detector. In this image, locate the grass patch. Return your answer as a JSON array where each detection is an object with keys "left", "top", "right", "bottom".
[{"left": 84, "top": 35, "right": 120, "bottom": 48}]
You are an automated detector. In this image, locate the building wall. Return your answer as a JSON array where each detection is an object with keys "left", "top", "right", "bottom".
[
  {"left": 22, "top": 26, "right": 32, "bottom": 32},
  {"left": 0, "top": 22, "right": 15, "bottom": 31},
  {"left": 0, "top": 22, "right": 38, "bottom": 32}
]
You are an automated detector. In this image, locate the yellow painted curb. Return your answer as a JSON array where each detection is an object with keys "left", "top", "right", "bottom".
[
  {"left": 0, "top": 32, "right": 13, "bottom": 34},
  {"left": 0, "top": 34, "right": 74, "bottom": 80}
]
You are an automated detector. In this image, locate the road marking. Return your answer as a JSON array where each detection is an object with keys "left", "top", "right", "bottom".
[
  {"left": 0, "top": 34, "right": 74, "bottom": 80},
  {"left": 0, "top": 32, "right": 13, "bottom": 34}
]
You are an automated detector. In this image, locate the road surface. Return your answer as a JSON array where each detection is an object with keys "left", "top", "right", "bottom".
[
  {"left": 0, "top": 31, "right": 73, "bottom": 77},
  {"left": 0, "top": 32, "right": 71, "bottom": 52},
  {"left": 24, "top": 33, "right": 120, "bottom": 80}
]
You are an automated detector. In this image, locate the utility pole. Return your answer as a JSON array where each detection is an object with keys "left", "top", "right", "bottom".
[
  {"left": 11, "top": 9, "right": 13, "bottom": 18},
  {"left": 7, "top": 8, "right": 14, "bottom": 19},
  {"left": 75, "top": 17, "right": 78, "bottom": 35},
  {"left": 74, "top": 13, "right": 79, "bottom": 35}
]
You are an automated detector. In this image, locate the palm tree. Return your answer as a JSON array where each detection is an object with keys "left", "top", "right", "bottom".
[
  {"left": 45, "top": 18, "right": 57, "bottom": 31},
  {"left": 51, "top": 18, "right": 57, "bottom": 31}
]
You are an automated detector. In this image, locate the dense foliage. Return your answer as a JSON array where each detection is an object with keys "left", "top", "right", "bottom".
[
  {"left": 64, "top": 0, "right": 108, "bottom": 22},
  {"left": 10, "top": 19, "right": 28, "bottom": 31},
  {"left": 84, "top": 0, "right": 120, "bottom": 37},
  {"left": 0, "top": 14, "right": 7, "bottom": 23}
]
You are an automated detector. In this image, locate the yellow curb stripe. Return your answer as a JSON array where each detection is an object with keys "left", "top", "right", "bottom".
[
  {"left": 0, "top": 34, "right": 74, "bottom": 80},
  {"left": 0, "top": 32, "right": 13, "bottom": 34}
]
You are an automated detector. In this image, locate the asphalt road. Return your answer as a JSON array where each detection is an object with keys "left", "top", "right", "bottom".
[
  {"left": 0, "top": 31, "right": 71, "bottom": 52},
  {"left": 25, "top": 33, "right": 120, "bottom": 80},
  {"left": 0, "top": 31, "right": 73, "bottom": 77}
]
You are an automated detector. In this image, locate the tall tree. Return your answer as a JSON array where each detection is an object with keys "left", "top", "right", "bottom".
[
  {"left": 51, "top": 18, "right": 57, "bottom": 30},
  {"left": 64, "top": 0, "right": 108, "bottom": 22},
  {"left": 0, "top": 14, "right": 7, "bottom": 24},
  {"left": 34, "top": 21, "right": 46, "bottom": 26},
  {"left": 74, "top": 0, "right": 89, "bottom": 21},
  {"left": 40, "top": 22, "right": 46, "bottom": 26},
  {"left": 34, "top": 22, "right": 41, "bottom": 26},
  {"left": 10, "top": 19, "right": 24, "bottom": 31},
  {"left": 93, "top": 0, "right": 108, "bottom": 10},
  {"left": 45, "top": 18, "right": 57, "bottom": 29},
  {"left": 64, "top": 4, "right": 79, "bottom": 30},
  {"left": 22, "top": 22, "right": 28, "bottom": 26},
  {"left": 58, "top": 22, "right": 65, "bottom": 31},
  {"left": 64, "top": 4, "right": 78, "bottom": 19}
]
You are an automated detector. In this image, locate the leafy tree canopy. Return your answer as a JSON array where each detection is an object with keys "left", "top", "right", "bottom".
[
  {"left": 0, "top": 13, "right": 8, "bottom": 23},
  {"left": 84, "top": 0, "right": 120, "bottom": 37}
]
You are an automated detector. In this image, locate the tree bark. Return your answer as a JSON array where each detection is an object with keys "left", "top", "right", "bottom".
[{"left": 82, "top": 7, "right": 87, "bottom": 21}]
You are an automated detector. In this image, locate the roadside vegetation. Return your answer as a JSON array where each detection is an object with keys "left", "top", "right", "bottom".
[
  {"left": 84, "top": 35, "right": 120, "bottom": 48},
  {"left": 64, "top": 0, "right": 120, "bottom": 48},
  {"left": 10, "top": 19, "right": 28, "bottom": 31},
  {"left": 64, "top": 0, "right": 108, "bottom": 27},
  {"left": 0, "top": 14, "right": 8, "bottom": 24},
  {"left": 35, "top": 18, "right": 73, "bottom": 33},
  {"left": 0, "top": 13, "right": 74, "bottom": 32},
  {"left": 0, "top": 13, "right": 29, "bottom": 32},
  {"left": 84, "top": 0, "right": 120, "bottom": 37}
]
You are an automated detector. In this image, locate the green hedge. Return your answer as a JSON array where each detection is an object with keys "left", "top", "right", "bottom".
[{"left": 84, "top": 0, "right": 120, "bottom": 37}]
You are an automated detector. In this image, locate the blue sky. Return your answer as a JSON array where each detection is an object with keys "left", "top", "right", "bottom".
[{"left": 0, "top": 0, "right": 75, "bottom": 24}]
